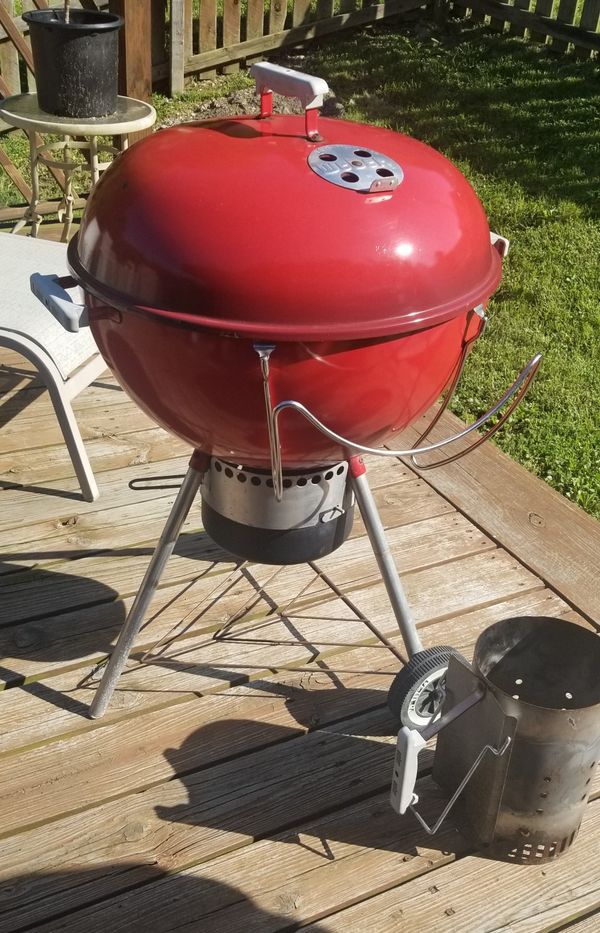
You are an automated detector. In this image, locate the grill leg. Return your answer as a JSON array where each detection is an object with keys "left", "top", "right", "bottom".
[
  {"left": 88, "top": 455, "right": 205, "bottom": 719},
  {"left": 348, "top": 455, "right": 423, "bottom": 658}
]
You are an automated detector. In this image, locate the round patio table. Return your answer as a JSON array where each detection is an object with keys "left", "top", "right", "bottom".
[{"left": 0, "top": 94, "right": 156, "bottom": 240}]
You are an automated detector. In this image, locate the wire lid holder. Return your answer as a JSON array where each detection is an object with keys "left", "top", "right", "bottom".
[{"left": 255, "top": 338, "right": 541, "bottom": 502}]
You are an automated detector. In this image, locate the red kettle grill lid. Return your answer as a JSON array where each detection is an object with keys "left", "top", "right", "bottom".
[{"left": 69, "top": 113, "right": 502, "bottom": 340}]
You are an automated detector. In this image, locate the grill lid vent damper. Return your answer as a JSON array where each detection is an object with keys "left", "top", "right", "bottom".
[{"left": 308, "top": 144, "right": 403, "bottom": 193}]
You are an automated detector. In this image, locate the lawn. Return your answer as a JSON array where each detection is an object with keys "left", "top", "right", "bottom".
[
  {"left": 300, "top": 20, "right": 600, "bottom": 518},
  {"left": 1, "top": 17, "right": 598, "bottom": 517},
  {"left": 159, "top": 18, "right": 600, "bottom": 518}
]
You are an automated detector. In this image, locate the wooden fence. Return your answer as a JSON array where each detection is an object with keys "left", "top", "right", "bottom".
[
  {"left": 165, "top": 0, "right": 598, "bottom": 89},
  {"left": 164, "top": 0, "right": 430, "bottom": 92},
  {"left": 450, "top": 0, "right": 600, "bottom": 55}
]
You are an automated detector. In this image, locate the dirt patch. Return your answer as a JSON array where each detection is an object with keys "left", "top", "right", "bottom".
[
  {"left": 160, "top": 56, "right": 345, "bottom": 128},
  {"left": 196, "top": 86, "right": 344, "bottom": 120}
]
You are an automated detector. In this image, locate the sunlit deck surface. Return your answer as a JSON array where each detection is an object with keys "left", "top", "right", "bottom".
[{"left": 1, "top": 267, "right": 599, "bottom": 931}]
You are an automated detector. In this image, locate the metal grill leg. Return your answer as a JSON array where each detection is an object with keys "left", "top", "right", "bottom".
[
  {"left": 348, "top": 455, "right": 423, "bottom": 658},
  {"left": 88, "top": 456, "right": 205, "bottom": 719}
]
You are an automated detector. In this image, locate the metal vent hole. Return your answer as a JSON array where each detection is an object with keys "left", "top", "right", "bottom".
[
  {"left": 376, "top": 168, "right": 394, "bottom": 177},
  {"left": 354, "top": 149, "right": 371, "bottom": 157},
  {"left": 341, "top": 172, "right": 359, "bottom": 184},
  {"left": 319, "top": 152, "right": 337, "bottom": 161}
]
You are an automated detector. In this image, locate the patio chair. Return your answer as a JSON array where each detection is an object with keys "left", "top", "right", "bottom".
[{"left": 0, "top": 234, "right": 106, "bottom": 501}]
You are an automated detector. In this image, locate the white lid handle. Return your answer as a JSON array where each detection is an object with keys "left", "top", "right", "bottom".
[
  {"left": 250, "top": 62, "right": 329, "bottom": 141},
  {"left": 251, "top": 62, "right": 329, "bottom": 110}
]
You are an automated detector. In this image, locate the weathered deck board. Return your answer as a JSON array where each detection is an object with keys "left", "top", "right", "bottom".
[
  {"left": 0, "top": 588, "right": 574, "bottom": 755},
  {"left": 48, "top": 787, "right": 600, "bottom": 933},
  {"left": 561, "top": 911, "right": 600, "bottom": 932},
  {"left": 301, "top": 801, "right": 600, "bottom": 932},
  {"left": 0, "top": 476, "right": 453, "bottom": 575},
  {"left": 0, "top": 708, "right": 398, "bottom": 925},
  {"left": 16, "top": 781, "right": 466, "bottom": 933},
  {"left": 0, "top": 373, "right": 124, "bottom": 417},
  {"left": 0, "top": 590, "right": 583, "bottom": 835},
  {"left": 1, "top": 425, "right": 190, "bottom": 488},
  {"left": 0, "top": 455, "right": 192, "bottom": 533},
  {"left": 0, "top": 547, "right": 534, "bottom": 700},
  {"left": 0, "top": 504, "right": 495, "bottom": 626},
  {"left": 3, "top": 720, "right": 599, "bottom": 931},
  {"left": 402, "top": 411, "right": 600, "bottom": 626},
  {"left": 0, "top": 339, "right": 598, "bottom": 932},
  {"left": 0, "top": 401, "right": 156, "bottom": 455}
]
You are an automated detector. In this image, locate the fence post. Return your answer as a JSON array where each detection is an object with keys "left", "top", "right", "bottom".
[
  {"left": 151, "top": 0, "right": 167, "bottom": 70},
  {"left": 433, "top": 0, "right": 450, "bottom": 25},
  {"left": 576, "top": 0, "right": 600, "bottom": 57},
  {"left": 552, "top": 0, "right": 578, "bottom": 51},
  {"left": 222, "top": 0, "right": 241, "bottom": 74},
  {"left": 198, "top": 0, "right": 217, "bottom": 79},
  {"left": 170, "top": 0, "right": 185, "bottom": 94},
  {"left": 109, "top": 0, "right": 153, "bottom": 143},
  {"left": 109, "top": 0, "right": 152, "bottom": 101},
  {"left": 530, "top": 0, "right": 553, "bottom": 41},
  {"left": 509, "top": 0, "right": 532, "bottom": 37}
]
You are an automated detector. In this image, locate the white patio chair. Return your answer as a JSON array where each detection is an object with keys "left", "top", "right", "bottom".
[{"left": 0, "top": 234, "right": 106, "bottom": 501}]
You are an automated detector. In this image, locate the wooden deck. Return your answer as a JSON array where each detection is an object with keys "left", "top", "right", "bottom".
[{"left": 1, "top": 333, "right": 599, "bottom": 932}]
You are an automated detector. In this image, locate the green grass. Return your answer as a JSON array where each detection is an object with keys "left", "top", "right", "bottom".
[
  {"left": 299, "top": 20, "right": 600, "bottom": 518},
  {"left": 151, "top": 72, "right": 253, "bottom": 123}
]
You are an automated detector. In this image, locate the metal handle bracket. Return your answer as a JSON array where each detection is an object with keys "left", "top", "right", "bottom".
[{"left": 408, "top": 735, "right": 512, "bottom": 835}]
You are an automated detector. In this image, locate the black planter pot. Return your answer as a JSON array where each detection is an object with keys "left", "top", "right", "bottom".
[{"left": 22, "top": 9, "right": 124, "bottom": 119}]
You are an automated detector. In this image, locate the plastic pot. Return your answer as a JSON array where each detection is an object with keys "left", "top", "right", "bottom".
[{"left": 22, "top": 8, "right": 123, "bottom": 119}]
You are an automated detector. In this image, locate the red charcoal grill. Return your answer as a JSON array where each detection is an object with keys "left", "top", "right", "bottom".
[{"left": 32, "top": 64, "right": 541, "bottom": 724}]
